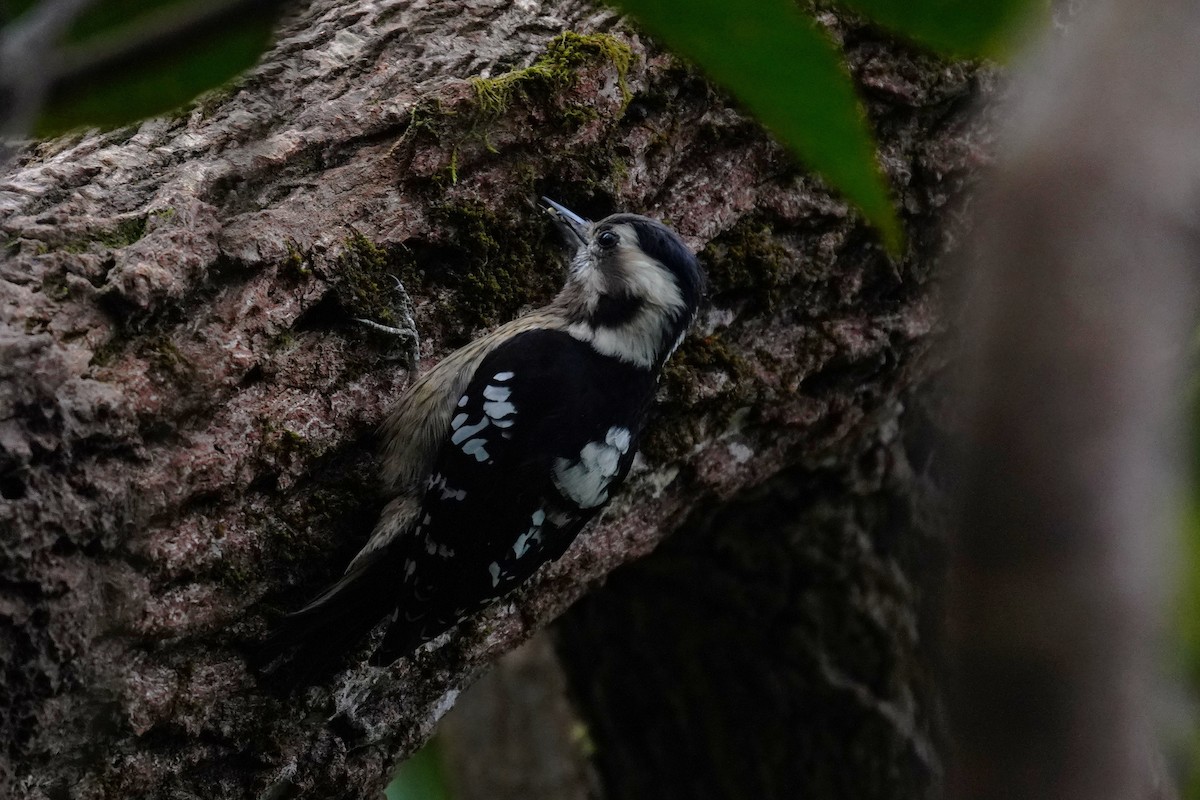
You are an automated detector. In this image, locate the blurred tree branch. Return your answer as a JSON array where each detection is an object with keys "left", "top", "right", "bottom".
[{"left": 950, "top": 1, "right": 1200, "bottom": 798}]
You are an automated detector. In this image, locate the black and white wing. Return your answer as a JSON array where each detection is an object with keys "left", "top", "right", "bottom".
[{"left": 371, "top": 328, "right": 654, "bottom": 662}]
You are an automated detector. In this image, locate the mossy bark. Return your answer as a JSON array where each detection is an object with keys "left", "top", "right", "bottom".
[{"left": 0, "top": 0, "right": 986, "bottom": 797}]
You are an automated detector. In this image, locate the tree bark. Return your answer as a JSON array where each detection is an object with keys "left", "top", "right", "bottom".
[{"left": 0, "top": 0, "right": 985, "bottom": 797}]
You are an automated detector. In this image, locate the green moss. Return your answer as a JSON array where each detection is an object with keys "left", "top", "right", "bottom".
[
  {"left": 268, "top": 329, "right": 296, "bottom": 353},
  {"left": 423, "top": 198, "right": 561, "bottom": 332},
  {"left": 193, "top": 84, "right": 238, "bottom": 120},
  {"left": 641, "top": 334, "right": 757, "bottom": 463},
  {"left": 146, "top": 336, "right": 195, "bottom": 384},
  {"left": 30, "top": 214, "right": 152, "bottom": 256},
  {"left": 282, "top": 239, "right": 312, "bottom": 279},
  {"left": 394, "top": 32, "right": 636, "bottom": 189},
  {"left": 335, "top": 230, "right": 401, "bottom": 325},
  {"left": 399, "top": 97, "right": 452, "bottom": 143},
  {"left": 91, "top": 330, "right": 197, "bottom": 379},
  {"left": 548, "top": 30, "right": 634, "bottom": 108},
  {"left": 260, "top": 419, "right": 312, "bottom": 463},
  {"left": 469, "top": 31, "right": 634, "bottom": 119},
  {"left": 40, "top": 272, "right": 71, "bottom": 300},
  {"left": 89, "top": 334, "right": 126, "bottom": 368},
  {"left": 95, "top": 216, "right": 148, "bottom": 249},
  {"left": 700, "top": 219, "right": 792, "bottom": 310}
]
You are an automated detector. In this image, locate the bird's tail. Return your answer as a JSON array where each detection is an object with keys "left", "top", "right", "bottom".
[{"left": 256, "top": 556, "right": 398, "bottom": 687}]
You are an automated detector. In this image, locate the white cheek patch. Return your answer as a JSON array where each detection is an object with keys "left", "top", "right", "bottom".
[
  {"left": 552, "top": 426, "right": 632, "bottom": 509},
  {"left": 565, "top": 228, "right": 691, "bottom": 366}
]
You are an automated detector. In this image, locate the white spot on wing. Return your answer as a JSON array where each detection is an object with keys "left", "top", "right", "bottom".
[
  {"left": 493, "top": 371, "right": 514, "bottom": 381},
  {"left": 511, "top": 508, "right": 547, "bottom": 559},
  {"left": 451, "top": 418, "right": 488, "bottom": 445},
  {"left": 512, "top": 532, "right": 532, "bottom": 558},
  {"left": 451, "top": 413, "right": 468, "bottom": 430},
  {"left": 457, "top": 395, "right": 468, "bottom": 407},
  {"left": 483, "top": 400, "right": 516, "bottom": 419},
  {"left": 483, "top": 385, "right": 511, "bottom": 401},
  {"left": 488, "top": 562, "right": 501, "bottom": 587},
  {"left": 606, "top": 426, "right": 631, "bottom": 453},
  {"left": 462, "top": 438, "right": 490, "bottom": 461},
  {"left": 427, "top": 473, "right": 467, "bottom": 501},
  {"left": 553, "top": 426, "right": 632, "bottom": 508}
]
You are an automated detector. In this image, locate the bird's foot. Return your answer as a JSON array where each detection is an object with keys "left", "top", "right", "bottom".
[{"left": 355, "top": 274, "right": 419, "bottom": 369}]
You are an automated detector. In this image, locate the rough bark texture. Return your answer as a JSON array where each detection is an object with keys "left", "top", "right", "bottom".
[
  {"left": 0, "top": 0, "right": 984, "bottom": 797},
  {"left": 556, "top": 400, "right": 951, "bottom": 800}
]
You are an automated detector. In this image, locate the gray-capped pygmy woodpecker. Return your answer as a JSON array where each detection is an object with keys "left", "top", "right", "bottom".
[{"left": 267, "top": 198, "right": 704, "bottom": 677}]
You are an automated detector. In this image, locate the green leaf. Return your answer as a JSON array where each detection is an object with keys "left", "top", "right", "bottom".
[
  {"left": 35, "top": 0, "right": 283, "bottom": 137},
  {"left": 1, "top": 0, "right": 40, "bottom": 27},
  {"left": 386, "top": 739, "right": 452, "bottom": 800},
  {"left": 834, "top": 0, "right": 1043, "bottom": 58},
  {"left": 613, "top": 0, "right": 901, "bottom": 252}
]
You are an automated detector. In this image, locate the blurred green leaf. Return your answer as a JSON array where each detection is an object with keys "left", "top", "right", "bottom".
[
  {"left": 1, "top": 0, "right": 40, "bottom": 26},
  {"left": 35, "top": 0, "right": 282, "bottom": 136},
  {"left": 614, "top": 0, "right": 902, "bottom": 253},
  {"left": 834, "top": 0, "right": 1043, "bottom": 57},
  {"left": 65, "top": 0, "right": 202, "bottom": 42},
  {"left": 386, "top": 738, "right": 452, "bottom": 800}
]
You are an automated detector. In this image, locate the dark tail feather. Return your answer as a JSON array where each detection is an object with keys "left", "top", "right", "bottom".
[{"left": 256, "top": 561, "right": 396, "bottom": 688}]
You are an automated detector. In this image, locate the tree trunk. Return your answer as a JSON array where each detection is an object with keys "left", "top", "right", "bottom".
[{"left": 0, "top": 0, "right": 985, "bottom": 797}]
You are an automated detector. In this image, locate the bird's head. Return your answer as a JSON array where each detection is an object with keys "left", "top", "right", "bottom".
[{"left": 541, "top": 197, "right": 704, "bottom": 368}]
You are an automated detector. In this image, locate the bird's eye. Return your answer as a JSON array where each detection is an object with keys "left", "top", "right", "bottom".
[{"left": 597, "top": 230, "right": 619, "bottom": 249}]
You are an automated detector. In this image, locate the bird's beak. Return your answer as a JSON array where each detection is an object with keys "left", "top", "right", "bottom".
[{"left": 540, "top": 197, "right": 589, "bottom": 249}]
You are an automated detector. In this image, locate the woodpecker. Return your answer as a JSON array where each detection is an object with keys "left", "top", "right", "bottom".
[{"left": 269, "top": 198, "right": 703, "bottom": 675}]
